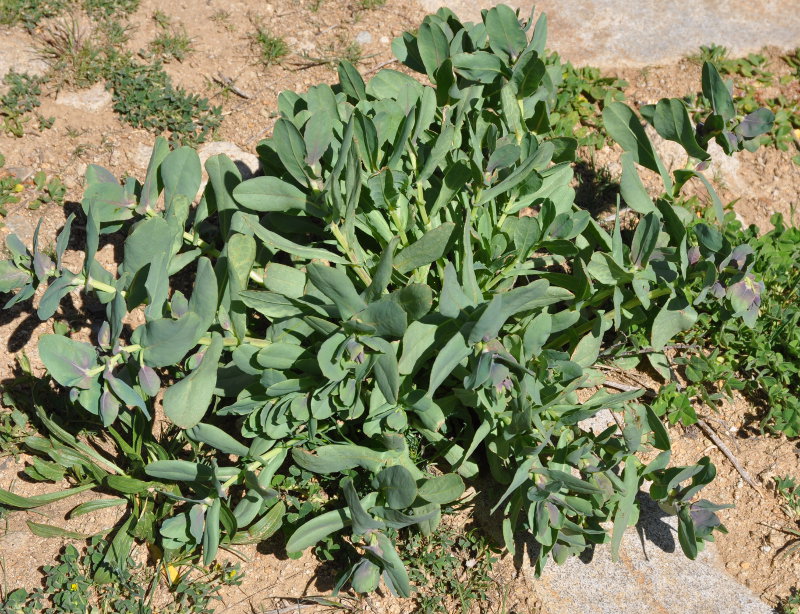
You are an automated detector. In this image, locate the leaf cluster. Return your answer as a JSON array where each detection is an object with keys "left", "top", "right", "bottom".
[
  {"left": 0, "top": 537, "right": 240, "bottom": 614},
  {"left": 0, "top": 4, "right": 774, "bottom": 598},
  {"left": 0, "top": 70, "right": 53, "bottom": 138},
  {"left": 661, "top": 212, "right": 800, "bottom": 436},
  {"left": 685, "top": 45, "right": 800, "bottom": 165}
]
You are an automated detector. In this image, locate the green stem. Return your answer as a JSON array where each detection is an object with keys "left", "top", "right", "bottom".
[
  {"left": 87, "top": 278, "right": 123, "bottom": 296},
  {"left": 545, "top": 286, "right": 674, "bottom": 351},
  {"left": 330, "top": 222, "right": 372, "bottom": 286},
  {"left": 197, "top": 335, "right": 270, "bottom": 348}
]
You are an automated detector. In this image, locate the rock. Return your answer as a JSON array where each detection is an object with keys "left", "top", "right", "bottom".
[
  {"left": 197, "top": 141, "right": 261, "bottom": 181},
  {"left": 578, "top": 408, "right": 614, "bottom": 435},
  {"left": 3, "top": 213, "right": 37, "bottom": 245},
  {"left": 55, "top": 83, "right": 113, "bottom": 112},
  {"left": 416, "top": 0, "right": 800, "bottom": 68},
  {"left": 129, "top": 143, "right": 155, "bottom": 171},
  {"left": 379, "top": 36, "right": 390, "bottom": 45},
  {"left": 2, "top": 166, "right": 34, "bottom": 182},
  {"left": 707, "top": 141, "right": 744, "bottom": 194},
  {"left": 531, "top": 497, "right": 773, "bottom": 614},
  {"left": 0, "top": 38, "right": 49, "bottom": 81},
  {"left": 355, "top": 31, "right": 373, "bottom": 45}
]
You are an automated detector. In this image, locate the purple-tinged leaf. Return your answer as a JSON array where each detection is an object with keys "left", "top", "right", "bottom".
[
  {"left": 38, "top": 334, "right": 99, "bottom": 389},
  {"left": 687, "top": 246, "right": 701, "bottom": 265},
  {"left": 729, "top": 244, "right": 753, "bottom": 270},
  {"left": 138, "top": 365, "right": 161, "bottom": 397},
  {"left": 32, "top": 252, "right": 55, "bottom": 281},
  {"left": 99, "top": 387, "right": 120, "bottom": 427}
]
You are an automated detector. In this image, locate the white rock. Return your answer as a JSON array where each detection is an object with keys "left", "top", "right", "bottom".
[
  {"left": 355, "top": 31, "right": 373, "bottom": 45},
  {"left": 56, "top": 82, "right": 113, "bottom": 112},
  {"left": 129, "top": 143, "right": 154, "bottom": 170},
  {"left": 379, "top": 36, "right": 390, "bottom": 45},
  {"left": 197, "top": 141, "right": 261, "bottom": 180},
  {"left": 195, "top": 141, "right": 262, "bottom": 198}
]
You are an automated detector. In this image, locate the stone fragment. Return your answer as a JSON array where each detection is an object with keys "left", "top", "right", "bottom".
[
  {"left": 355, "top": 31, "right": 373, "bottom": 45},
  {"left": 55, "top": 83, "right": 113, "bottom": 112}
]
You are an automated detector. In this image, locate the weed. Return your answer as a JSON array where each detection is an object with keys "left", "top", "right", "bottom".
[
  {"left": 210, "top": 9, "right": 235, "bottom": 31},
  {"left": 404, "top": 526, "right": 499, "bottom": 613},
  {"left": 252, "top": 26, "right": 290, "bottom": 66},
  {"left": 0, "top": 537, "right": 242, "bottom": 614},
  {"left": 83, "top": 0, "right": 140, "bottom": 18},
  {"left": 152, "top": 9, "right": 170, "bottom": 28},
  {"left": 148, "top": 27, "right": 193, "bottom": 63},
  {"left": 106, "top": 57, "right": 222, "bottom": 145},
  {"left": 355, "top": 0, "right": 386, "bottom": 9},
  {"left": 0, "top": 162, "right": 65, "bottom": 218},
  {"left": 0, "top": 0, "right": 66, "bottom": 29},
  {"left": 550, "top": 57, "right": 628, "bottom": 149},
  {"left": 776, "top": 476, "right": 800, "bottom": 613},
  {"left": 0, "top": 71, "right": 50, "bottom": 137},
  {"left": 38, "top": 17, "right": 107, "bottom": 88}
]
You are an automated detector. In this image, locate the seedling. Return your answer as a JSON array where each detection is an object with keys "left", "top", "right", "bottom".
[
  {"left": 252, "top": 26, "right": 290, "bottom": 66},
  {"left": 149, "top": 27, "right": 193, "bottom": 63}
]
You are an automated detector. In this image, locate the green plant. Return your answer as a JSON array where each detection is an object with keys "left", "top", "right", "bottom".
[
  {"left": 0, "top": 4, "right": 773, "bottom": 599},
  {"left": 152, "top": 9, "right": 170, "bottom": 28},
  {"left": 105, "top": 57, "right": 222, "bottom": 145},
  {"left": 775, "top": 476, "right": 800, "bottom": 613},
  {"left": 653, "top": 212, "right": 800, "bottom": 436},
  {"left": 685, "top": 45, "right": 800, "bottom": 164},
  {"left": 0, "top": 537, "right": 241, "bottom": 614},
  {"left": 0, "top": 70, "right": 52, "bottom": 137},
  {"left": 0, "top": 162, "right": 66, "bottom": 218},
  {"left": 0, "top": 0, "right": 66, "bottom": 29},
  {"left": 83, "top": 0, "right": 139, "bottom": 18},
  {"left": 252, "top": 26, "right": 289, "bottom": 66},
  {"left": 356, "top": 0, "right": 386, "bottom": 9},
  {"left": 404, "top": 525, "right": 498, "bottom": 613},
  {"left": 149, "top": 27, "right": 193, "bottom": 63},
  {"left": 549, "top": 58, "right": 628, "bottom": 150}
]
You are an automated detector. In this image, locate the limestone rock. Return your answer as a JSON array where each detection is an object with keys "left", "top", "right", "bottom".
[
  {"left": 416, "top": 0, "right": 800, "bottom": 68},
  {"left": 197, "top": 141, "right": 261, "bottom": 181},
  {"left": 55, "top": 83, "right": 113, "bottom": 112}
]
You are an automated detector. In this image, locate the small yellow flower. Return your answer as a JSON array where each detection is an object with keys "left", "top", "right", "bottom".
[
  {"left": 70, "top": 583, "right": 78, "bottom": 591},
  {"left": 165, "top": 563, "right": 179, "bottom": 584},
  {"left": 227, "top": 570, "right": 236, "bottom": 579},
  {"left": 12, "top": 183, "right": 24, "bottom": 193}
]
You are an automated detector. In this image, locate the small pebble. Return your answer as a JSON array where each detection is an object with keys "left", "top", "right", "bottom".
[{"left": 355, "top": 31, "right": 373, "bottom": 45}]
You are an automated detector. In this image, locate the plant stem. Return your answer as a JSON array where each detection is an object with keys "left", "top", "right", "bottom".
[
  {"left": 546, "top": 286, "right": 674, "bottom": 351},
  {"left": 330, "top": 222, "right": 372, "bottom": 285}
]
